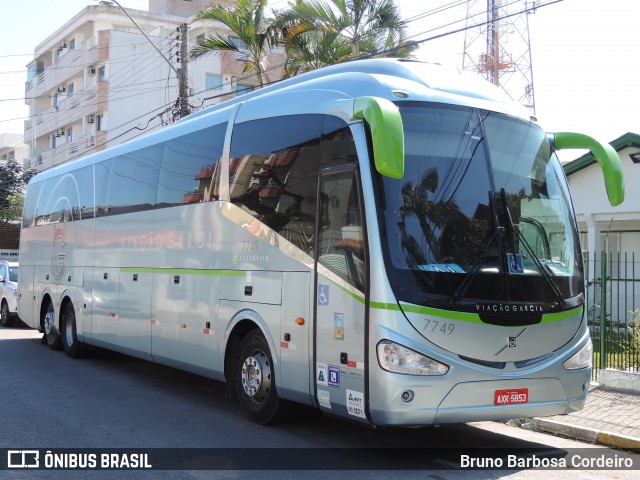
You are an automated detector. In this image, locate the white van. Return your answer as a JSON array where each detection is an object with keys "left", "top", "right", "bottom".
[{"left": 0, "top": 260, "right": 19, "bottom": 327}]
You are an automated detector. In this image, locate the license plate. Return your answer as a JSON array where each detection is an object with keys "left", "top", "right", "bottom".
[{"left": 494, "top": 388, "right": 528, "bottom": 405}]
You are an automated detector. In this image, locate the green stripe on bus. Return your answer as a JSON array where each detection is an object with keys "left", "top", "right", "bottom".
[
  {"left": 381, "top": 302, "right": 583, "bottom": 325},
  {"left": 120, "top": 267, "right": 244, "bottom": 276}
]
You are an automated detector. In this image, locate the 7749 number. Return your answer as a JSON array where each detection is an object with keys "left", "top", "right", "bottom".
[{"left": 423, "top": 319, "right": 455, "bottom": 335}]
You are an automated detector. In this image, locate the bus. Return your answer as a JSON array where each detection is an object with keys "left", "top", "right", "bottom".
[{"left": 18, "top": 58, "right": 623, "bottom": 426}]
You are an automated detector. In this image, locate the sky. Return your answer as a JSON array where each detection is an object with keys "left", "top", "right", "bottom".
[{"left": 0, "top": 0, "right": 638, "bottom": 155}]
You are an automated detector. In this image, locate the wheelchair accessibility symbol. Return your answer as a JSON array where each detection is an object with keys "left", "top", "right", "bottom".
[{"left": 318, "top": 284, "right": 329, "bottom": 306}]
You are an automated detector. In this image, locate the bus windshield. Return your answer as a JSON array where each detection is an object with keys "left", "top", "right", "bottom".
[{"left": 377, "top": 103, "right": 583, "bottom": 315}]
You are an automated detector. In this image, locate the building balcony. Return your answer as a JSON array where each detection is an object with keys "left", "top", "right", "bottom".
[
  {"left": 25, "top": 36, "right": 98, "bottom": 100},
  {"left": 24, "top": 86, "right": 98, "bottom": 143},
  {"left": 24, "top": 131, "right": 106, "bottom": 172}
]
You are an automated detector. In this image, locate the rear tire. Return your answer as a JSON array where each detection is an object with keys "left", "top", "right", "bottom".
[
  {"left": 62, "top": 302, "right": 83, "bottom": 358},
  {"left": 43, "top": 301, "right": 62, "bottom": 351},
  {"left": 0, "top": 301, "right": 13, "bottom": 327},
  {"left": 235, "top": 330, "right": 287, "bottom": 424}
]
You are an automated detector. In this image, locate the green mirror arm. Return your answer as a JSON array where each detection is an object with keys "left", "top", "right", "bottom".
[
  {"left": 354, "top": 96, "right": 405, "bottom": 179},
  {"left": 551, "top": 132, "right": 624, "bottom": 206}
]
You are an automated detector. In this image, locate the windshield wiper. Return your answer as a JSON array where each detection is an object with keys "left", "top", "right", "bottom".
[
  {"left": 495, "top": 188, "right": 566, "bottom": 308},
  {"left": 447, "top": 190, "right": 504, "bottom": 308},
  {"left": 448, "top": 188, "right": 566, "bottom": 309}
]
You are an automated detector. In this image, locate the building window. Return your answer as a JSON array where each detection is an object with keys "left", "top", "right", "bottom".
[
  {"left": 229, "top": 36, "right": 247, "bottom": 50},
  {"left": 205, "top": 74, "right": 223, "bottom": 90},
  {"left": 99, "top": 66, "right": 107, "bottom": 81},
  {"left": 235, "top": 83, "right": 254, "bottom": 96},
  {"left": 69, "top": 38, "right": 76, "bottom": 50},
  {"left": 96, "top": 114, "right": 105, "bottom": 131},
  {"left": 53, "top": 92, "right": 60, "bottom": 107},
  {"left": 68, "top": 83, "right": 75, "bottom": 97},
  {"left": 67, "top": 127, "right": 73, "bottom": 143}
]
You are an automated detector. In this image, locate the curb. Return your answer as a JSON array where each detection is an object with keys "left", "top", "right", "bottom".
[{"left": 529, "top": 418, "right": 640, "bottom": 450}]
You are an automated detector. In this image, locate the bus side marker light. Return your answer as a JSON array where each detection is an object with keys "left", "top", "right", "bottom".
[{"left": 295, "top": 317, "right": 305, "bottom": 326}]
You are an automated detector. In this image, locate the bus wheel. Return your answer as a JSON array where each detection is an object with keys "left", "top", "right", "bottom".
[
  {"left": 62, "top": 303, "right": 82, "bottom": 358},
  {"left": 236, "top": 330, "right": 286, "bottom": 424},
  {"left": 43, "top": 301, "right": 62, "bottom": 351},
  {"left": 0, "top": 301, "right": 13, "bottom": 327}
]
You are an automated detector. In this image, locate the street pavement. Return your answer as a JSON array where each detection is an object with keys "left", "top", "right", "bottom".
[{"left": 523, "top": 383, "right": 640, "bottom": 451}]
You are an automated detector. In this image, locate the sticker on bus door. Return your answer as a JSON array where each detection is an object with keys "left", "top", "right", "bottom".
[
  {"left": 494, "top": 388, "right": 528, "bottom": 405},
  {"left": 346, "top": 389, "right": 366, "bottom": 419}
]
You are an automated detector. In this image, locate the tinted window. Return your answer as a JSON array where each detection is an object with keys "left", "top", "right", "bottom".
[
  {"left": 230, "top": 115, "right": 323, "bottom": 254},
  {"left": 33, "top": 171, "right": 88, "bottom": 225},
  {"left": 75, "top": 165, "right": 95, "bottom": 219},
  {"left": 95, "top": 159, "right": 111, "bottom": 217},
  {"left": 104, "top": 145, "right": 162, "bottom": 215},
  {"left": 157, "top": 123, "right": 226, "bottom": 208},
  {"left": 23, "top": 181, "right": 45, "bottom": 228}
]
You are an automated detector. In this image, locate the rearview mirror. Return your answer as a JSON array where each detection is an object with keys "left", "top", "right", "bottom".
[
  {"left": 354, "top": 96, "right": 404, "bottom": 179},
  {"left": 550, "top": 132, "right": 624, "bottom": 206}
]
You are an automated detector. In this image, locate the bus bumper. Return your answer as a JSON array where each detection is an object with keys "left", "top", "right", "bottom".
[{"left": 368, "top": 370, "right": 591, "bottom": 427}]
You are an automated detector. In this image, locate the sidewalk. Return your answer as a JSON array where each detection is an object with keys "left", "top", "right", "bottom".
[{"left": 525, "top": 383, "right": 640, "bottom": 451}]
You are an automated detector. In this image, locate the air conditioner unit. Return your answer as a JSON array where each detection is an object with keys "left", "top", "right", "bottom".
[
  {"left": 87, "top": 115, "right": 95, "bottom": 123},
  {"left": 55, "top": 128, "right": 64, "bottom": 137},
  {"left": 88, "top": 66, "right": 96, "bottom": 75},
  {"left": 60, "top": 42, "right": 67, "bottom": 49},
  {"left": 57, "top": 85, "right": 66, "bottom": 93}
]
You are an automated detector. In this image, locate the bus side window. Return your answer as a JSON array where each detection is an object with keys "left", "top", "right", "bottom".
[
  {"left": 74, "top": 165, "right": 94, "bottom": 220},
  {"left": 23, "top": 181, "right": 44, "bottom": 228},
  {"left": 157, "top": 123, "right": 226, "bottom": 208},
  {"left": 229, "top": 115, "right": 322, "bottom": 254},
  {"left": 105, "top": 145, "right": 161, "bottom": 215},
  {"left": 95, "top": 159, "right": 111, "bottom": 217}
]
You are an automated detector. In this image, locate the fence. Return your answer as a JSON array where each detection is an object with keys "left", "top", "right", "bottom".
[{"left": 584, "top": 251, "right": 640, "bottom": 381}]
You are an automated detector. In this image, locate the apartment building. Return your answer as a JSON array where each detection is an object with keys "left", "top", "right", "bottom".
[
  {"left": 0, "top": 133, "right": 28, "bottom": 167},
  {"left": 23, "top": 0, "right": 283, "bottom": 172}
]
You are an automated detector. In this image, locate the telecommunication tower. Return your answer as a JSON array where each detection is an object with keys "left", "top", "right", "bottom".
[{"left": 462, "top": 0, "right": 537, "bottom": 113}]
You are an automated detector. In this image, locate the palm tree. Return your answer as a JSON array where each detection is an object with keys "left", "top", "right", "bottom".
[
  {"left": 281, "top": 29, "right": 351, "bottom": 78},
  {"left": 191, "top": 0, "right": 276, "bottom": 87},
  {"left": 283, "top": 0, "right": 415, "bottom": 63}
]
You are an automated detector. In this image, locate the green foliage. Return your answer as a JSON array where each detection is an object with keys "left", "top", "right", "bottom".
[
  {"left": 0, "top": 160, "right": 32, "bottom": 224},
  {"left": 190, "top": 0, "right": 276, "bottom": 86},
  {"left": 279, "top": 0, "right": 417, "bottom": 74},
  {"left": 191, "top": 0, "right": 418, "bottom": 84},
  {"left": 0, "top": 193, "right": 24, "bottom": 223}
]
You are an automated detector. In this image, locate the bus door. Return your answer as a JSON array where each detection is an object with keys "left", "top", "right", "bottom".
[{"left": 314, "top": 165, "right": 368, "bottom": 422}]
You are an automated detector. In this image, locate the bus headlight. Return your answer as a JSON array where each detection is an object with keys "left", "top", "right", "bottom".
[
  {"left": 377, "top": 340, "right": 449, "bottom": 376},
  {"left": 564, "top": 341, "right": 592, "bottom": 370}
]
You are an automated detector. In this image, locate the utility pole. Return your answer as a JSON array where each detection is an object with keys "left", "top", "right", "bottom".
[
  {"left": 178, "top": 23, "right": 191, "bottom": 119},
  {"left": 98, "top": 1, "right": 190, "bottom": 120}
]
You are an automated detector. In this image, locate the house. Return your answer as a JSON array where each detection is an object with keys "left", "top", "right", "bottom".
[
  {"left": 564, "top": 132, "right": 640, "bottom": 325},
  {"left": 564, "top": 132, "right": 640, "bottom": 257}
]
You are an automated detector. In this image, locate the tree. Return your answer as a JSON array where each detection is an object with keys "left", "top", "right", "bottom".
[
  {"left": 191, "top": 0, "right": 277, "bottom": 87},
  {"left": 0, "top": 160, "right": 33, "bottom": 224},
  {"left": 0, "top": 194, "right": 25, "bottom": 224},
  {"left": 281, "top": 0, "right": 416, "bottom": 73}
]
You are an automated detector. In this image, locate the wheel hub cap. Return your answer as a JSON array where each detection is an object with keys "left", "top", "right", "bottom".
[
  {"left": 44, "top": 311, "right": 56, "bottom": 335},
  {"left": 241, "top": 351, "right": 271, "bottom": 403}
]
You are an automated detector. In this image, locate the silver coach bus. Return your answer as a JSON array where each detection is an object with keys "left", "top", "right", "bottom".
[{"left": 18, "top": 59, "right": 623, "bottom": 426}]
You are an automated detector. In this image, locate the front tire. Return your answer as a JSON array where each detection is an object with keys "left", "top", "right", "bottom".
[
  {"left": 0, "top": 301, "right": 13, "bottom": 327},
  {"left": 62, "top": 302, "right": 83, "bottom": 358},
  {"left": 43, "top": 301, "right": 62, "bottom": 350},
  {"left": 236, "top": 330, "right": 287, "bottom": 424}
]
